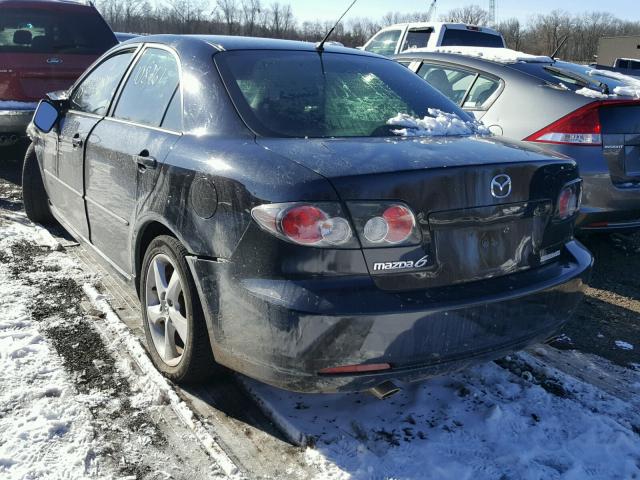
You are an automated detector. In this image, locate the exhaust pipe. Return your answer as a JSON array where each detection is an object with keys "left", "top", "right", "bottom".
[{"left": 368, "top": 380, "right": 401, "bottom": 400}]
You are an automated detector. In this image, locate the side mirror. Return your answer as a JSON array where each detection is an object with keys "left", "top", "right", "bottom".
[{"left": 33, "top": 100, "right": 60, "bottom": 133}]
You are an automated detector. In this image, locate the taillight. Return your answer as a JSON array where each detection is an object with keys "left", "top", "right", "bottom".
[
  {"left": 556, "top": 181, "right": 582, "bottom": 220},
  {"left": 348, "top": 202, "right": 422, "bottom": 247},
  {"left": 525, "top": 103, "right": 602, "bottom": 146},
  {"left": 251, "top": 202, "right": 357, "bottom": 247}
]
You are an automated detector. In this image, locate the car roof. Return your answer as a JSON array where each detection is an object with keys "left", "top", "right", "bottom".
[
  {"left": 0, "top": 0, "right": 95, "bottom": 9},
  {"left": 123, "top": 34, "right": 382, "bottom": 58},
  {"left": 395, "top": 50, "right": 553, "bottom": 73}
]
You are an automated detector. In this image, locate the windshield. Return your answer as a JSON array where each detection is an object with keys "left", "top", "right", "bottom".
[
  {"left": 0, "top": 8, "right": 116, "bottom": 54},
  {"left": 441, "top": 29, "right": 504, "bottom": 48},
  {"left": 215, "top": 50, "right": 471, "bottom": 138}
]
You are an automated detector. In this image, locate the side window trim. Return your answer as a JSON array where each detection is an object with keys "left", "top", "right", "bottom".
[
  {"left": 108, "top": 43, "right": 184, "bottom": 133},
  {"left": 68, "top": 46, "right": 141, "bottom": 116}
]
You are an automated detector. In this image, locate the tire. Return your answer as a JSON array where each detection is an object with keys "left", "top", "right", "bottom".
[
  {"left": 22, "top": 143, "right": 56, "bottom": 225},
  {"left": 140, "top": 235, "right": 217, "bottom": 383}
]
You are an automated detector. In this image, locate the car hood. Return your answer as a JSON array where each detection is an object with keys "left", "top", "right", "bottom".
[{"left": 256, "top": 135, "right": 569, "bottom": 179}]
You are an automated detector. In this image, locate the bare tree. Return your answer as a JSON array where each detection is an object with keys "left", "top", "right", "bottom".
[
  {"left": 440, "top": 5, "right": 491, "bottom": 26},
  {"left": 216, "top": 0, "right": 239, "bottom": 34},
  {"left": 496, "top": 18, "right": 522, "bottom": 50},
  {"left": 241, "top": 0, "right": 262, "bottom": 36}
]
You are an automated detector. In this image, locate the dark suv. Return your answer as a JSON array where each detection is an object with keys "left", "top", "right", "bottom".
[{"left": 0, "top": 0, "right": 116, "bottom": 147}]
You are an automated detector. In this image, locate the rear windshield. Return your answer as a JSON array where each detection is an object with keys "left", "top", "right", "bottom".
[
  {"left": 0, "top": 8, "right": 116, "bottom": 54},
  {"left": 441, "top": 29, "right": 504, "bottom": 48},
  {"left": 509, "top": 61, "right": 627, "bottom": 93},
  {"left": 215, "top": 50, "right": 470, "bottom": 138}
]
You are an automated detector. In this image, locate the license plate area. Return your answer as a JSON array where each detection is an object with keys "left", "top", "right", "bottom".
[{"left": 429, "top": 201, "right": 551, "bottom": 285}]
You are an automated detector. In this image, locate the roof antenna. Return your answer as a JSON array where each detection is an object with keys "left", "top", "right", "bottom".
[
  {"left": 550, "top": 34, "right": 569, "bottom": 60},
  {"left": 316, "top": 0, "right": 358, "bottom": 53}
]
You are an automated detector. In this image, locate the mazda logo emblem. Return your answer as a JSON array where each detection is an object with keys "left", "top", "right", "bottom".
[{"left": 491, "top": 174, "right": 512, "bottom": 199}]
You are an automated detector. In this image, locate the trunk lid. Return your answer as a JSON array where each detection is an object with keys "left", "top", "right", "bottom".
[
  {"left": 0, "top": 53, "right": 94, "bottom": 102},
  {"left": 599, "top": 100, "right": 640, "bottom": 186},
  {"left": 260, "top": 136, "right": 578, "bottom": 290}
]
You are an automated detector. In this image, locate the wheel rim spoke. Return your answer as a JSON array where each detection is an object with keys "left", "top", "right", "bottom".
[
  {"left": 153, "top": 258, "right": 169, "bottom": 297},
  {"left": 169, "top": 308, "right": 188, "bottom": 342},
  {"left": 147, "top": 304, "right": 164, "bottom": 325},
  {"left": 164, "top": 319, "right": 178, "bottom": 360},
  {"left": 166, "top": 272, "right": 182, "bottom": 306}
]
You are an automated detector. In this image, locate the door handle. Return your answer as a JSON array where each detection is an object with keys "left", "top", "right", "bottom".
[
  {"left": 71, "top": 133, "right": 83, "bottom": 148},
  {"left": 134, "top": 150, "right": 157, "bottom": 171}
]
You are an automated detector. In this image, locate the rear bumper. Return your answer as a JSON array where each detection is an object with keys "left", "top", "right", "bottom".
[
  {"left": 188, "top": 240, "right": 592, "bottom": 393},
  {"left": 578, "top": 173, "right": 640, "bottom": 231},
  {"left": 0, "top": 105, "right": 36, "bottom": 144}
]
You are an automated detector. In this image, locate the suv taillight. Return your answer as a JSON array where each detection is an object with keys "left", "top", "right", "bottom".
[
  {"left": 556, "top": 181, "right": 582, "bottom": 220},
  {"left": 525, "top": 103, "right": 602, "bottom": 146}
]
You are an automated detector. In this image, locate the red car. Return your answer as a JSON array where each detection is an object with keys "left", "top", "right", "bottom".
[{"left": 0, "top": 0, "right": 116, "bottom": 147}]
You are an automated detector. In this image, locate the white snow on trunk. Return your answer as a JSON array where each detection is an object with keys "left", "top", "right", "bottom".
[{"left": 387, "top": 109, "right": 488, "bottom": 137}]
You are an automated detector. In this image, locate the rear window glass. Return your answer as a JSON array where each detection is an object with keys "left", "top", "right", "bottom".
[
  {"left": 401, "top": 29, "right": 432, "bottom": 52},
  {"left": 216, "top": 50, "right": 470, "bottom": 138},
  {"left": 510, "top": 61, "right": 625, "bottom": 93},
  {"left": 0, "top": 8, "right": 116, "bottom": 54},
  {"left": 441, "top": 29, "right": 504, "bottom": 48},
  {"left": 364, "top": 30, "right": 402, "bottom": 57}
]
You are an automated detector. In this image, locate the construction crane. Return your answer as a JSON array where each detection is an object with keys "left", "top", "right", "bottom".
[{"left": 426, "top": 0, "right": 437, "bottom": 21}]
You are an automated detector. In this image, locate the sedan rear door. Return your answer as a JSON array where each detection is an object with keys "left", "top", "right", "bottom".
[{"left": 84, "top": 46, "right": 182, "bottom": 276}]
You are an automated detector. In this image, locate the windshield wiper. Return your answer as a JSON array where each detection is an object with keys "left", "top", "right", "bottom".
[{"left": 545, "top": 66, "right": 610, "bottom": 94}]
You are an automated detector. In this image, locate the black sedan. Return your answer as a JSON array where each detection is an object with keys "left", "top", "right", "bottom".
[{"left": 24, "top": 35, "right": 592, "bottom": 395}]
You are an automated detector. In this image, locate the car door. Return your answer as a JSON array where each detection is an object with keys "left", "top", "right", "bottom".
[
  {"left": 84, "top": 46, "right": 182, "bottom": 275},
  {"left": 47, "top": 49, "right": 136, "bottom": 239}
]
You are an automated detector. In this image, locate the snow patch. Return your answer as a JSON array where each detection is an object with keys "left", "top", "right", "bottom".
[
  {"left": 387, "top": 109, "right": 488, "bottom": 137},
  {"left": 588, "top": 69, "right": 640, "bottom": 98},
  {"left": 83, "top": 285, "right": 242, "bottom": 479},
  {"left": 615, "top": 340, "right": 634, "bottom": 351},
  {"left": 428, "top": 46, "right": 552, "bottom": 64},
  {"left": 575, "top": 87, "right": 609, "bottom": 99}
]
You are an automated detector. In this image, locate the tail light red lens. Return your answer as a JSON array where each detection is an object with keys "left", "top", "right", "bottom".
[
  {"left": 251, "top": 202, "right": 357, "bottom": 247},
  {"left": 351, "top": 202, "right": 422, "bottom": 247},
  {"left": 525, "top": 102, "right": 602, "bottom": 146},
  {"left": 556, "top": 181, "right": 582, "bottom": 220},
  {"left": 281, "top": 205, "right": 327, "bottom": 244},
  {"left": 252, "top": 201, "right": 421, "bottom": 248},
  {"left": 382, "top": 205, "right": 416, "bottom": 243}
]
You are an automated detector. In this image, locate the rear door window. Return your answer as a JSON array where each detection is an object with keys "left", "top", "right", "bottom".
[
  {"left": 364, "top": 30, "right": 402, "bottom": 56},
  {"left": 417, "top": 63, "right": 477, "bottom": 105},
  {"left": 70, "top": 51, "right": 134, "bottom": 115},
  {"left": 401, "top": 29, "right": 432, "bottom": 52},
  {"left": 0, "top": 8, "right": 116, "bottom": 54},
  {"left": 114, "top": 48, "right": 180, "bottom": 128},
  {"left": 462, "top": 76, "right": 501, "bottom": 109}
]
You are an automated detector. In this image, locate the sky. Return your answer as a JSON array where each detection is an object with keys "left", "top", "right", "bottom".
[{"left": 288, "top": 0, "right": 640, "bottom": 24}]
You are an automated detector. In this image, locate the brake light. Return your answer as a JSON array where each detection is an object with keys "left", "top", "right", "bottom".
[
  {"left": 525, "top": 103, "right": 602, "bottom": 146},
  {"left": 251, "top": 202, "right": 357, "bottom": 247},
  {"left": 556, "top": 181, "right": 582, "bottom": 220}
]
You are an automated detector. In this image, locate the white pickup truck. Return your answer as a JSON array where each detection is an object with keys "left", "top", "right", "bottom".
[{"left": 361, "top": 22, "right": 506, "bottom": 57}]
